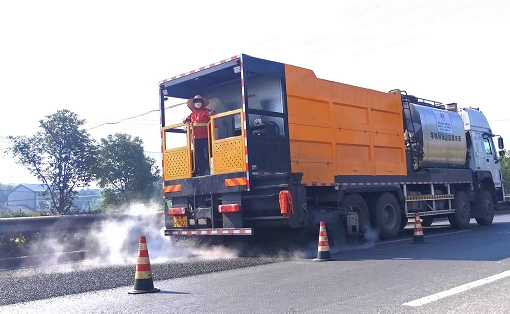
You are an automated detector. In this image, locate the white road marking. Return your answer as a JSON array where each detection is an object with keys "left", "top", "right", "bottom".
[
  {"left": 403, "top": 269, "right": 510, "bottom": 307},
  {"left": 377, "top": 230, "right": 470, "bottom": 245}
]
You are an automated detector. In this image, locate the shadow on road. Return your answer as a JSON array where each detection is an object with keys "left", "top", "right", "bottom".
[
  {"left": 157, "top": 290, "right": 190, "bottom": 295},
  {"left": 332, "top": 221, "right": 510, "bottom": 262}
]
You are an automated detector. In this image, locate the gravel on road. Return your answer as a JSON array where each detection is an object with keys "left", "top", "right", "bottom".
[{"left": 0, "top": 257, "right": 282, "bottom": 306}]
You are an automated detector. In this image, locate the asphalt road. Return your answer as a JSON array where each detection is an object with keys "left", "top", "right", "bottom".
[{"left": 2, "top": 214, "right": 510, "bottom": 313}]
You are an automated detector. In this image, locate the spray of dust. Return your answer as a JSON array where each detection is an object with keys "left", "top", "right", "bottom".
[
  {"left": 19, "top": 203, "right": 238, "bottom": 273},
  {"left": 83, "top": 203, "right": 239, "bottom": 266},
  {"left": 17, "top": 205, "right": 385, "bottom": 273}
]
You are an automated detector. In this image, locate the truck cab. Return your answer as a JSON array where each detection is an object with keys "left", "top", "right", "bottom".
[{"left": 459, "top": 107, "right": 505, "bottom": 201}]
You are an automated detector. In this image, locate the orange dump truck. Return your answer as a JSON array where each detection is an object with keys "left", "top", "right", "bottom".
[{"left": 160, "top": 54, "right": 504, "bottom": 241}]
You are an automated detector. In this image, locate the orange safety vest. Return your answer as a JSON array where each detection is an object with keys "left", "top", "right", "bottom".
[{"left": 186, "top": 108, "right": 211, "bottom": 139}]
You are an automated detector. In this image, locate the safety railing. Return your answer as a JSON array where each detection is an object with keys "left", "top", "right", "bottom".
[
  {"left": 162, "top": 123, "right": 192, "bottom": 181},
  {"left": 209, "top": 109, "right": 246, "bottom": 175}
]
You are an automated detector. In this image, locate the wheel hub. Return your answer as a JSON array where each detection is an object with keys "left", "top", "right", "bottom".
[
  {"left": 484, "top": 200, "right": 493, "bottom": 216},
  {"left": 383, "top": 205, "right": 395, "bottom": 227}
]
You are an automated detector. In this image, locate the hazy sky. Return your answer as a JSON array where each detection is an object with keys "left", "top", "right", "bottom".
[{"left": 1, "top": 0, "right": 509, "bottom": 185}]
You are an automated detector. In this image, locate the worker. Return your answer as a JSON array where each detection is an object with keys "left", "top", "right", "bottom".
[{"left": 183, "top": 95, "right": 214, "bottom": 176}]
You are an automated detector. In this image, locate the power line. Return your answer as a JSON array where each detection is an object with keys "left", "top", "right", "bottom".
[
  {"left": 85, "top": 102, "right": 186, "bottom": 131},
  {"left": 86, "top": 109, "right": 159, "bottom": 131}
]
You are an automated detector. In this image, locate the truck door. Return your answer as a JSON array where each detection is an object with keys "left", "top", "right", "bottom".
[
  {"left": 483, "top": 134, "right": 502, "bottom": 188},
  {"left": 471, "top": 131, "right": 487, "bottom": 172},
  {"left": 243, "top": 56, "right": 291, "bottom": 175}
]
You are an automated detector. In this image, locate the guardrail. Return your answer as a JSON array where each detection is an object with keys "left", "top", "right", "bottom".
[
  {"left": 1, "top": 197, "right": 510, "bottom": 236},
  {"left": 0, "top": 212, "right": 164, "bottom": 236}
]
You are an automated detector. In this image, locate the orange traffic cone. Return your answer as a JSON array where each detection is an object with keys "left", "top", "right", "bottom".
[
  {"left": 313, "top": 221, "right": 331, "bottom": 261},
  {"left": 128, "top": 236, "right": 160, "bottom": 294},
  {"left": 412, "top": 212, "right": 427, "bottom": 244}
]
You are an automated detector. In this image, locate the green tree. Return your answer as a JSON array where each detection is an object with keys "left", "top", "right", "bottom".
[
  {"left": 500, "top": 152, "right": 510, "bottom": 195},
  {"left": 8, "top": 110, "right": 97, "bottom": 214},
  {"left": 0, "top": 183, "right": 15, "bottom": 208},
  {"left": 94, "top": 133, "right": 159, "bottom": 208}
]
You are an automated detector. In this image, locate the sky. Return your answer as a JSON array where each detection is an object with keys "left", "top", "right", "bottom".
[{"left": 1, "top": 0, "right": 509, "bottom": 185}]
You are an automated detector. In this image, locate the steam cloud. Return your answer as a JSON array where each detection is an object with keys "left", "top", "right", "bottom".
[
  {"left": 16, "top": 204, "right": 383, "bottom": 272},
  {"left": 20, "top": 203, "right": 238, "bottom": 272}
]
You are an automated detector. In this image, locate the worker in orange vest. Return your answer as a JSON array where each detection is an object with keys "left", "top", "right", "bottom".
[{"left": 183, "top": 95, "right": 214, "bottom": 176}]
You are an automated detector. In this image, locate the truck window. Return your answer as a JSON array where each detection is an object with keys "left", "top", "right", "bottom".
[
  {"left": 246, "top": 74, "right": 284, "bottom": 113},
  {"left": 246, "top": 74, "right": 286, "bottom": 138},
  {"left": 483, "top": 138, "right": 493, "bottom": 154}
]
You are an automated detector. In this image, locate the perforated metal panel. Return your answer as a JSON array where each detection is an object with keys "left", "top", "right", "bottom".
[
  {"left": 164, "top": 147, "right": 191, "bottom": 180},
  {"left": 212, "top": 138, "right": 245, "bottom": 174}
]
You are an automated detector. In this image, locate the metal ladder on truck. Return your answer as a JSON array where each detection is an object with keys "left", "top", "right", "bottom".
[{"left": 400, "top": 91, "right": 420, "bottom": 171}]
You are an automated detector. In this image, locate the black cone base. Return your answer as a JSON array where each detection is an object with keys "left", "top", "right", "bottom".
[
  {"left": 412, "top": 235, "right": 427, "bottom": 244},
  {"left": 128, "top": 278, "right": 160, "bottom": 294},
  {"left": 313, "top": 250, "right": 331, "bottom": 261}
]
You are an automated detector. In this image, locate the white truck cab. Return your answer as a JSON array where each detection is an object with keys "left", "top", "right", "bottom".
[{"left": 459, "top": 107, "right": 505, "bottom": 200}]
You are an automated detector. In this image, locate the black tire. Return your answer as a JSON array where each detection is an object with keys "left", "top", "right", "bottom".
[
  {"left": 475, "top": 190, "right": 494, "bottom": 226},
  {"left": 448, "top": 191, "right": 471, "bottom": 229},
  {"left": 421, "top": 216, "right": 434, "bottom": 227},
  {"left": 342, "top": 193, "right": 370, "bottom": 233},
  {"left": 371, "top": 193, "right": 402, "bottom": 240},
  {"left": 400, "top": 214, "right": 408, "bottom": 230}
]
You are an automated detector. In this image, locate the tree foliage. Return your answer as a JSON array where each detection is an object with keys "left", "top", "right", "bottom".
[
  {"left": 94, "top": 133, "right": 159, "bottom": 207},
  {"left": 0, "top": 183, "right": 15, "bottom": 208},
  {"left": 500, "top": 151, "right": 510, "bottom": 195},
  {"left": 8, "top": 110, "right": 97, "bottom": 214}
]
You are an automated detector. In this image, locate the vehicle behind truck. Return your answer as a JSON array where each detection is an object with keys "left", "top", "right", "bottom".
[{"left": 159, "top": 54, "right": 505, "bottom": 242}]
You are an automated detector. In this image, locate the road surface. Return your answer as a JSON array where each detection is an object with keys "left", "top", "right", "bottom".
[{"left": 2, "top": 214, "right": 510, "bottom": 313}]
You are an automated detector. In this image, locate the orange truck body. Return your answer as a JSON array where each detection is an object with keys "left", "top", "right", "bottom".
[{"left": 285, "top": 65, "right": 407, "bottom": 184}]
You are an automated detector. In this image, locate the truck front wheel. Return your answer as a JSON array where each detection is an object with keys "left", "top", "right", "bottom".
[
  {"left": 448, "top": 191, "right": 471, "bottom": 229},
  {"left": 371, "top": 193, "right": 401, "bottom": 240},
  {"left": 475, "top": 190, "right": 494, "bottom": 226}
]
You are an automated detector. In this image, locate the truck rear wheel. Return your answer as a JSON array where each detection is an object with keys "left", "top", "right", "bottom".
[
  {"left": 400, "top": 214, "right": 408, "bottom": 230},
  {"left": 342, "top": 193, "right": 370, "bottom": 233},
  {"left": 371, "top": 193, "right": 401, "bottom": 240},
  {"left": 448, "top": 191, "right": 471, "bottom": 229},
  {"left": 475, "top": 190, "right": 494, "bottom": 226}
]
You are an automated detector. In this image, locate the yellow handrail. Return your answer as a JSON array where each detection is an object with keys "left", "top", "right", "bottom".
[
  {"left": 211, "top": 108, "right": 243, "bottom": 119},
  {"left": 162, "top": 122, "right": 186, "bottom": 134},
  {"left": 207, "top": 120, "right": 212, "bottom": 164},
  {"left": 161, "top": 122, "right": 192, "bottom": 180},
  {"left": 189, "top": 125, "right": 196, "bottom": 175}
]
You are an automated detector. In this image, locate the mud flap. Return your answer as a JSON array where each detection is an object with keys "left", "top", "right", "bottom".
[{"left": 308, "top": 208, "right": 361, "bottom": 246}]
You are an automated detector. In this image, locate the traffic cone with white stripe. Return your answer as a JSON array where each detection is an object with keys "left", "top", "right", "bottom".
[
  {"left": 128, "top": 236, "right": 160, "bottom": 294},
  {"left": 412, "top": 212, "right": 427, "bottom": 244},
  {"left": 313, "top": 221, "right": 331, "bottom": 261}
]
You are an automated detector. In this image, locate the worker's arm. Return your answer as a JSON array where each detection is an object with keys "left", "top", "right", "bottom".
[{"left": 183, "top": 114, "right": 191, "bottom": 124}]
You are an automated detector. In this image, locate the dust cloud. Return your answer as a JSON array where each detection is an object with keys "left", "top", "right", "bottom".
[{"left": 19, "top": 203, "right": 238, "bottom": 272}]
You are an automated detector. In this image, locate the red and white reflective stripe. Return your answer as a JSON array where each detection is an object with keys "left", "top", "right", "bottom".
[
  {"left": 306, "top": 183, "right": 337, "bottom": 187},
  {"left": 240, "top": 56, "right": 250, "bottom": 191},
  {"left": 165, "top": 228, "right": 252, "bottom": 236},
  {"left": 159, "top": 55, "right": 240, "bottom": 84},
  {"left": 159, "top": 87, "right": 165, "bottom": 182},
  {"left": 339, "top": 181, "right": 473, "bottom": 186}
]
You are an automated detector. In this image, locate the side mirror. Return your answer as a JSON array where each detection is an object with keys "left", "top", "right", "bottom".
[{"left": 498, "top": 137, "right": 504, "bottom": 149}]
